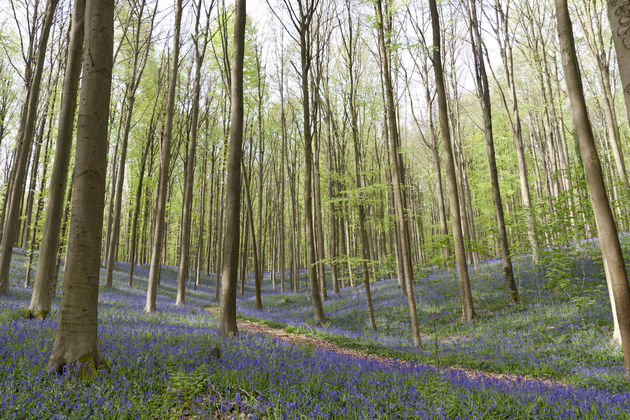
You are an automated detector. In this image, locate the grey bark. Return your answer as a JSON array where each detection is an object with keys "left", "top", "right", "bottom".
[
  {"left": 47, "top": 0, "right": 113, "bottom": 373},
  {"left": 144, "top": 0, "right": 183, "bottom": 313},
  {"left": 218, "top": 0, "right": 246, "bottom": 335},
  {"left": 0, "top": 0, "right": 60, "bottom": 295},
  {"left": 556, "top": 0, "right": 630, "bottom": 376}
]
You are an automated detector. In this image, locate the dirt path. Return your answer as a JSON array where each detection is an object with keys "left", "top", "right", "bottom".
[{"left": 205, "top": 307, "right": 571, "bottom": 389}]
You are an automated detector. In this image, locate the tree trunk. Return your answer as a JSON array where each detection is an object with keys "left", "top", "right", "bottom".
[
  {"left": 144, "top": 0, "right": 182, "bottom": 313},
  {"left": 218, "top": 0, "right": 246, "bottom": 335},
  {"left": 176, "top": 1, "right": 211, "bottom": 305},
  {"left": 27, "top": 0, "right": 85, "bottom": 317},
  {"left": 374, "top": 0, "right": 420, "bottom": 347},
  {"left": 0, "top": 0, "right": 60, "bottom": 295},
  {"left": 466, "top": 0, "right": 519, "bottom": 303},
  {"left": 607, "top": 0, "right": 630, "bottom": 127},
  {"left": 429, "top": 0, "right": 475, "bottom": 322},
  {"left": 242, "top": 162, "right": 263, "bottom": 311},
  {"left": 556, "top": 0, "right": 630, "bottom": 377},
  {"left": 47, "top": 0, "right": 113, "bottom": 373}
]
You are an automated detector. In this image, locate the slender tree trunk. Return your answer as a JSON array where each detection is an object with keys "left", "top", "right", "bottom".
[
  {"left": 27, "top": 0, "right": 85, "bottom": 317},
  {"left": 374, "top": 0, "right": 420, "bottom": 346},
  {"left": 47, "top": 0, "right": 113, "bottom": 373},
  {"left": 466, "top": 0, "right": 518, "bottom": 303},
  {"left": 429, "top": 0, "right": 475, "bottom": 322},
  {"left": 284, "top": 0, "right": 326, "bottom": 324},
  {"left": 342, "top": 3, "right": 376, "bottom": 329},
  {"left": 218, "top": 0, "right": 246, "bottom": 335},
  {"left": 176, "top": 1, "right": 211, "bottom": 305},
  {"left": 279, "top": 45, "right": 287, "bottom": 294},
  {"left": 0, "top": 0, "right": 60, "bottom": 295},
  {"left": 144, "top": 0, "right": 182, "bottom": 313},
  {"left": 242, "top": 162, "right": 263, "bottom": 310}
]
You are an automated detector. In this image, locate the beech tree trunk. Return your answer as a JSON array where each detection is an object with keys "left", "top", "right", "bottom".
[
  {"left": 27, "top": 0, "right": 85, "bottom": 317},
  {"left": 466, "top": 0, "right": 519, "bottom": 303},
  {"left": 374, "top": 0, "right": 420, "bottom": 347},
  {"left": 242, "top": 162, "right": 263, "bottom": 311},
  {"left": 0, "top": 0, "right": 60, "bottom": 295},
  {"left": 176, "top": 0, "right": 212, "bottom": 305},
  {"left": 342, "top": 1, "right": 376, "bottom": 330},
  {"left": 429, "top": 0, "right": 476, "bottom": 322},
  {"left": 47, "top": 0, "right": 113, "bottom": 373},
  {"left": 556, "top": 0, "right": 630, "bottom": 377},
  {"left": 218, "top": 0, "right": 246, "bottom": 335},
  {"left": 144, "top": 0, "right": 182, "bottom": 313}
]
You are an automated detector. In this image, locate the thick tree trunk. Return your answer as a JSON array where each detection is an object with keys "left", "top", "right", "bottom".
[
  {"left": 556, "top": 0, "right": 630, "bottom": 377},
  {"left": 218, "top": 0, "right": 246, "bottom": 335},
  {"left": 47, "top": 0, "right": 113, "bottom": 373}
]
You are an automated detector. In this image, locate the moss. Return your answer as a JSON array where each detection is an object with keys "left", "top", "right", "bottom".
[
  {"left": 63, "top": 352, "right": 109, "bottom": 380},
  {"left": 24, "top": 309, "right": 49, "bottom": 320}
]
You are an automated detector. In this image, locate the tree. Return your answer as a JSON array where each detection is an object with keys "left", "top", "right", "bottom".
[
  {"left": 27, "top": 0, "right": 86, "bottom": 318},
  {"left": 428, "top": 0, "right": 476, "bottom": 322},
  {"left": 105, "top": 0, "right": 156, "bottom": 289},
  {"left": 555, "top": 0, "right": 630, "bottom": 377},
  {"left": 487, "top": 0, "right": 539, "bottom": 265},
  {"left": 465, "top": 0, "right": 519, "bottom": 303},
  {"left": 606, "top": 0, "right": 630, "bottom": 126},
  {"left": 0, "top": 0, "right": 60, "bottom": 295},
  {"left": 340, "top": 0, "right": 376, "bottom": 330},
  {"left": 175, "top": 0, "right": 214, "bottom": 306},
  {"left": 218, "top": 0, "right": 246, "bottom": 335},
  {"left": 272, "top": 0, "right": 326, "bottom": 324},
  {"left": 48, "top": 0, "right": 114, "bottom": 373},
  {"left": 144, "top": 0, "right": 183, "bottom": 313},
  {"left": 374, "top": 0, "right": 421, "bottom": 347}
]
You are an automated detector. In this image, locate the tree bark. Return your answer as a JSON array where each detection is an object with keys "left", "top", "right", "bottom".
[
  {"left": 374, "top": 0, "right": 420, "bottom": 346},
  {"left": 0, "top": 0, "right": 60, "bottom": 295},
  {"left": 27, "top": 0, "right": 85, "bottom": 317},
  {"left": 144, "top": 0, "right": 182, "bottom": 313},
  {"left": 429, "top": 0, "right": 476, "bottom": 322},
  {"left": 47, "top": 0, "right": 113, "bottom": 373},
  {"left": 556, "top": 0, "right": 630, "bottom": 377},
  {"left": 218, "top": 0, "right": 246, "bottom": 335}
]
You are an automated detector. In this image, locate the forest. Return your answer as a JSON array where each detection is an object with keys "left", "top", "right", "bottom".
[{"left": 2, "top": 0, "right": 630, "bottom": 417}]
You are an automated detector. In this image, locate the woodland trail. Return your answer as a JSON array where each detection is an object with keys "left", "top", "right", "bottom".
[{"left": 204, "top": 307, "right": 572, "bottom": 391}]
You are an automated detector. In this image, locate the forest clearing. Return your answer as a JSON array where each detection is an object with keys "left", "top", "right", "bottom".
[{"left": 3, "top": 0, "right": 630, "bottom": 417}]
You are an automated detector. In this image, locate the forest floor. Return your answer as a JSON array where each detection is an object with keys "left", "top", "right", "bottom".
[
  {"left": 204, "top": 305, "right": 572, "bottom": 390},
  {"left": 3, "top": 242, "right": 630, "bottom": 418}
]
